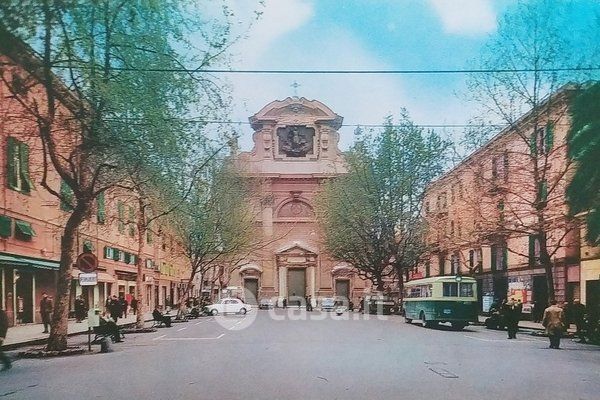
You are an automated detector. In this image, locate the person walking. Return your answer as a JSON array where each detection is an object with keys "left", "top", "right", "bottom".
[
  {"left": 0, "top": 308, "right": 11, "bottom": 371},
  {"left": 74, "top": 295, "right": 86, "bottom": 323},
  {"left": 40, "top": 292, "right": 53, "bottom": 333},
  {"left": 130, "top": 296, "right": 138, "bottom": 316},
  {"left": 543, "top": 300, "right": 566, "bottom": 349},
  {"left": 503, "top": 298, "right": 519, "bottom": 339},
  {"left": 109, "top": 295, "right": 121, "bottom": 323},
  {"left": 119, "top": 296, "right": 128, "bottom": 318},
  {"left": 305, "top": 295, "right": 313, "bottom": 312},
  {"left": 571, "top": 299, "right": 586, "bottom": 343}
]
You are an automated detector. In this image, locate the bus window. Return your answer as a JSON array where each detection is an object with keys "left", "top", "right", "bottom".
[
  {"left": 459, "top": 283, "right": 474, "bottom": 297},
  {"left": 443, "top": 282, "right": 458, "bottom": 297}
]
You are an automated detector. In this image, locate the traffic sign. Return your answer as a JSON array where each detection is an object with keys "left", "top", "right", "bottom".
[
  {"left": 76, "top": 252, "right": 98, "bottom": 273},
  {"left": 79, "top": 272, "right": 98, "bottom": 286}
]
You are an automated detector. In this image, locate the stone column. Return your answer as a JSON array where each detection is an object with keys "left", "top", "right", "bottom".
[{"left": 278, "top": 266, "right": 287, "bottom": 306}]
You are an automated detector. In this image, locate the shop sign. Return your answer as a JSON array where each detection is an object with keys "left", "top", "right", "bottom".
[{"left": 79, "top": 272, "right": 98, "bottom": 286}]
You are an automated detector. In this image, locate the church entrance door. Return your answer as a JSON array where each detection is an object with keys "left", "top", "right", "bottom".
[{"left": 288, "top": 269, "right": 306, "bottom": 307}]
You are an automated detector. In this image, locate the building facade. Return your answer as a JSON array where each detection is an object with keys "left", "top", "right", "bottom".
[
  {"left": 228, "top": 97, "right": 370, "bottom": 306},
  {"left": 415, "top": 87, "right": 588, "bottom": 313},
  {"left": 0, "top": 34, "right": 190, "bottom": 327}
]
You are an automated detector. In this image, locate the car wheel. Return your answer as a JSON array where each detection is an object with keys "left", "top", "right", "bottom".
[
  {"left": 239, "top": 308, "right": 247, "bottom": 315},
  {"left": 451, "top": 322, "right": 466, "bottom": 330},
  {"left": 404, "top": 317, "right": 412, "bottom": 324},
  {"left": 211, "top": 309, "right": 219, "bottom": 316}
]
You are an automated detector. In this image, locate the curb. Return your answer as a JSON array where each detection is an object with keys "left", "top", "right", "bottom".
[{"left": 4, "top": 318, "right": 154, "bottom": 351}]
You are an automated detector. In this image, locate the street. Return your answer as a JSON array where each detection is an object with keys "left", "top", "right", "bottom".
[{"left": 1, "top": 310, "right": 599, "bottom": 400}]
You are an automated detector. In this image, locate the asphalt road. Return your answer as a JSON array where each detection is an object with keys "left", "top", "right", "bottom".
[{"left": 1, "top": 309, "right": 599, "bottom": 400}]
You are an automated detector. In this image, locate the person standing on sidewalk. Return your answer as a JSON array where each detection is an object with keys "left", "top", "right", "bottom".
[
  {"left": 543, "top": 300, "right": 566, "bottom": 349},
  {"left": 571, "top": 299, "right": 587, "bottom": 343},
  {"left": 40, "top": 292, "right": 53, "bottom": 333},
  {"left": 74, "top": 295, "right": 86, "bottom": 323},
  {"left": 0, "top": 308, "right": 11, "bottom": 371},
  {"left": 130, "top": 296, "right": 138, "bottom": 316},
  {"left": 503, "top": 298, "right": 520, "bottom": 339}
]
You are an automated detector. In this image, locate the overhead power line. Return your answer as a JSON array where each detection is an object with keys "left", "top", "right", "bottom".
[{"left": 53, "top": 65, "right": 600, "bottom": 75}]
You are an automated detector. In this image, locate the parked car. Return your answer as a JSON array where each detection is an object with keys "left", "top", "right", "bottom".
[
  {"left": 258, "top": 298, "right": 274, "bottom": 310},
  {"left": 204, "top": 298, "right": 251, "bottom": 315},
  {"left": 367, "top": 296, "right": 396, "bottom": 315},
  {"left": 321, "top": 297, "right": 335, "bottom": 311}
]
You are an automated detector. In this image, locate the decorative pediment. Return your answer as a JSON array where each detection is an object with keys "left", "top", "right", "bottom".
[
  {"left": 277, "top": 199, "right": 315, "bottom": 218},
  {"left": 276, "top": 244, "right": 317, "bottom": 267},
  {"left": 249, "top": 97, "right": 343, "bottom": 130}
]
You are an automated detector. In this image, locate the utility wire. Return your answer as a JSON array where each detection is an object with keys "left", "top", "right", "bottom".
[{"left": 51, "top": 65, "right": 600, "bottom": 75}]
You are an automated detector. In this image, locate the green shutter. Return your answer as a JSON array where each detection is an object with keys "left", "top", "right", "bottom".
[
  {"left": 538, "top": 181, "right": 548, "bottom": 202},
  {"left": 530, "top": 131, "right": 538, "bottom": 155},
  {"left": 60, "top": 180, "right": 74, "bottom": 211},
  {"left": 19, "top": 142, "right": 33, "bottom": 193},
  {"left": 97, "top": 193, "right": 106, "bottom": 223},
  {"left": 14, "top": 219, "right": 35, "bottom": 238},
  {"left": 528, "top": 235, "right": 535, "bottom": 266},
  {"left": 545, "top": 122, "right": 554, "bottom": 152},
  {"left": 491, "top": 246, "right": 497, "bottom": 271},
  {"left": 104, "top": 246, "right": 111, "bottom": 259},
  {"left": 124, "top": 252, "right": 131, "bottom": 264},
  {"left": 6, "top": 137, "right": 18, "bottom": 189},
  {"left": 0, "top": 215, "right": 11, "bottom": 238},
  {"left": 83, "top": 240, "right": 93, "bottom": 253},
  {"left": 117, "top": 201, "right": 125, "bottom": 233},
  {"left": 113, "top": 249, "right": 121, "bottom": 261}
]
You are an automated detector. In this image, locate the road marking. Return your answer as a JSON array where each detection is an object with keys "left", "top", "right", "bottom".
[
  {"left": 157, "top": 333, "right": 225, "bottom": 341},
  {"left": 227, "top": 319, "right": 246, "bottom": 330},
  {"left": 152, "top": 334, "right": 166, "bottom": 341},
  {"left": 177, "top": 327, "right": 187, "bottom": 331},
  {"left": 195, "top": 321, "right": 204, "bottom": 326},
  {"left": 429, "top": 367, "right": 458, "bottom": 379}
]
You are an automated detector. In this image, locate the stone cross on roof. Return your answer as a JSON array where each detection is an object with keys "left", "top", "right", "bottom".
[{"left": 290, "top": 81, "right": 301, "bottom": 97}]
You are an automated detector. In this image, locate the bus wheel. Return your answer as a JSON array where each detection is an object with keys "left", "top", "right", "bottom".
[
  {"left": 420, "top": 312, "right": 429, "bottom": 328},
  {"left": 451, "top": 322, "right": 466, "bottom": 330},
  {"left": 404, "top": 317, "right": 412, "bottom": 324}
]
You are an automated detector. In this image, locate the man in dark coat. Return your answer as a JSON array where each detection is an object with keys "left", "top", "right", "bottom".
[
  {"left": 130, "top": 296, "right": 138, "bottom": 316},
  {"left": 109, "top": 295, "right": 121, "bottom": 323},
  {"left": 119, "top": 296, "right": 128, "bottom": 318},
  {"left": 0, "top": 308, "right": 11, "bottom": 371},
  {"left": 543, "top": 300, "right": 565, "bottom": 349},
  {"left": 74, "top": 295, "right": 86, "bottom": 323},
  {"left": 40, "top": 292, "right": 53, "bottom": 333},
  {"left": 571, "top": 299, "right": 586, "bottom": 343},
  {"left": 503, "top": 298, "right": 520, "bottom": 339}
]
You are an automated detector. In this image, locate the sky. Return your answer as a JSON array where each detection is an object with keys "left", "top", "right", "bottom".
[{"left": 203, "top": 0, "right": 599, "bottom": 151}]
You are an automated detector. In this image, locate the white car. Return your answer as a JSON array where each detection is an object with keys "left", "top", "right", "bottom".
[{"left": 205, "top": 298, "right": 251, "bottom": 315}]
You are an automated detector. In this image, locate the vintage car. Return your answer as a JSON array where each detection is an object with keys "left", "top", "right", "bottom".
[{"left": 204, "top": 298, "right": 252, "bottom": 315}]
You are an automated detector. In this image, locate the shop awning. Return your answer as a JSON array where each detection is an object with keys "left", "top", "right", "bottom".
[{"left": 0, "top": 253, "right": 59, "bottom": 270}]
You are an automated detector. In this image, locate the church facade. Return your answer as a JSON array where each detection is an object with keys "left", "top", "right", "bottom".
[{"left": 229, "top": 97, "right": 370, "bottom": 306}]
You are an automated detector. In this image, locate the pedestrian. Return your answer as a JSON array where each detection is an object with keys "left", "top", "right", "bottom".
[
  {"left": 282, "top": 298, "right": 287, "bottom": 309},
  {"left": 503, "top": 298, "right": 520, "bottom": 339},
  {"left": 306, "top": 295, "right": 313, "bottom": 312},
  {"left": 0, "top": 308, "right": 11, "bottom": 371},
  {"left": 542, "top": 300, "right": 566, "bottom": 349},
  {"left": 40, "top": 292, "right": 53, "bottom": 333},
  {"left": 74, "top": 295, "right": 86, "bottom": 323},
  {"left": 119, "top": 296, "right": 128, "bottom": 318},
  {"left": 571, "top": 299, "right": 586, "bottom": 343},
  {"left": 358, "top": 297, "right": 364, "bottom": 313},
  {"left": 130, "top": 296, "right": 138, "bottom": 316},
  {"left": 109, "top": 295, "right": 121, "bottom": 323}
]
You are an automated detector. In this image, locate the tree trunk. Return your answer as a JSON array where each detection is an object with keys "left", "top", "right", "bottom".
[
  {"left": 540, "top": 244, "right": 556, "bottom": 302},
  {"left": 136, "top": 200, "right": 146, "bottom": 329},
  {"left": 46, "top": 204, "right": 87, "bottom": 351}
]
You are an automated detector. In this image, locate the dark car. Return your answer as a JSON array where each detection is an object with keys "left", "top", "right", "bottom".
[
  {"left": 258, "top": 298, "right": 274, "bottom": 310},
  {"left": 367, "top": 296, "right": 396, "bottom": 315}
]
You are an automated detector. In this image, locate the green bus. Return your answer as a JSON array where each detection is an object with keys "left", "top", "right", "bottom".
[{"left": 403, "top": 276, "right": 478, "bottom": 330}]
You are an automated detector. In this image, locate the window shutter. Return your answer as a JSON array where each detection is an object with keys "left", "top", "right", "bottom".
[
  {"left": 117, "top": 201, "right": 125, "bottom": 233},
  {"left": 83, "top": 240, "right": 93, "bottom": 253},
  {"left": 60, "top": 180, "right": 74, "bottom": 211},
  {"left": 0, "top": 215, "right": 11, "bottom": 238},
  {"left": 530, "top": 131, "right": 538, "bottom": 155},
  {"left": 97, "top": 193, "right": 106, "bottom": 223},
  {"left": 7, "top": 137, "right": 19, "bottom": 189},
  {"left": 491, "top": 246, "right": 497, "bottom": 271},
  {"left": 113, "top": 249, "right": 121, "bottom": 261},
  {"left": 19, "top": 142, "right": 33, "bottom": 193},
  {"left": 545, "top": 122, "right": 554, "bottom": 152},
  {"left": 104, "top": 246, "right": 111, "bottom": 259}
]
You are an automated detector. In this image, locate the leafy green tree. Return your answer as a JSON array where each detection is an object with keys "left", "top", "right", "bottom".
[
  {"left": 567, "top": 82, "right": 600, "bottom": 245},
  {"left": 0, "top": 0, "right": 234, "bottom": 350},
  {"left": 317, "top": 113, "right": 449, "bottom": 294}
]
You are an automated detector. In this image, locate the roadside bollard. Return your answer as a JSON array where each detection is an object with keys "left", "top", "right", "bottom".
[{"left": 99, "top": 337, "right": 111, "bottom": 353}]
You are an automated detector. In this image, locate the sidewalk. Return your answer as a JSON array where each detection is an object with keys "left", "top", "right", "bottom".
[
  {"left": 477, "top": 315, "right": 576, "bottom": 333},
  {"left": 4, "top": 312, "right": 153, "bottom": 349}
]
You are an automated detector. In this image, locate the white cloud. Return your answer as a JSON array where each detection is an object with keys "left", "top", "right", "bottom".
[{"left": 428, "top": 0, "right": 497, "bottom": 35}]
